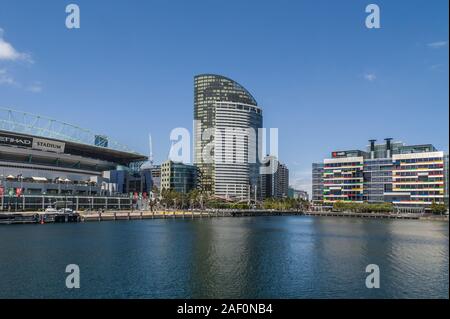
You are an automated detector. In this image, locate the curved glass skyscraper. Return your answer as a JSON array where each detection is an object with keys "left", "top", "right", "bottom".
[{"left": 194, "top": 74, "right": 263, "bottom": 199}]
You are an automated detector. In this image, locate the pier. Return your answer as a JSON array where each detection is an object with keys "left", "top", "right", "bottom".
[
  {"left": 0, "top": 212, "right": 81, "bottom": 225},
  {"left": 78, "top": 209, "right": 302, "bottom": 222},
  {"left": 0, "top": 209, "right": 302, "bottom": 224},
  {"left": 2, "top": 209, "right": 446, "bottom": 225}
]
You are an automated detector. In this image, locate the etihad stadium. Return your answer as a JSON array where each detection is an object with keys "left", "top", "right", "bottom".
[{"left": 0, "top": 107, "right": 148, "bottom": 211}]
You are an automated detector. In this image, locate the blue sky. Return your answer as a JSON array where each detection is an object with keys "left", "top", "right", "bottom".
[{"left": 0, "top": 0, "right": 448, "bottom": 193}]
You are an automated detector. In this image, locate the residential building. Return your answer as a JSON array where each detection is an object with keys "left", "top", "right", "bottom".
[
  {"left": 260, "top": 156, "right": 289, "bottom": 199},
  {"left": 194, "top": 74, "right": 262, "bottom": 200}
]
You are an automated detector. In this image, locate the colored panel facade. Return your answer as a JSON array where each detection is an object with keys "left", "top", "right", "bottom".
[
  {"left": 314, "top": 139, "right": 448, "bottom": 210},
  {"left": 323, "top": 156, "right": 364, "bottom": 203},
  {"left": 388, "top": 152, "right": 445, "bottom": 207}
]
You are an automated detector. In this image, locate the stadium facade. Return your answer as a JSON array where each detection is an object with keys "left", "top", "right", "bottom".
[{"left": 0, "top": 108, "right": 147, "bottom": 211}]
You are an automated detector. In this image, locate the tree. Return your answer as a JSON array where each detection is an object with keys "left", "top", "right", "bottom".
[{"left": 430, "top": 201, "right": 448, "bottom": 215}]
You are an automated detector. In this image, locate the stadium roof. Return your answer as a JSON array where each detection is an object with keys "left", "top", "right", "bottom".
[{"left": 0, "top": 107, "right": 147, "bottom": 164}]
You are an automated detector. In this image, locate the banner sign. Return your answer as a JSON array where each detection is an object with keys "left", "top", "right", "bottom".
[
  {"left": 32, "top": 138, "right": 65, "bottom": 153},
  {"left": 0, "top": 133, "right": 66, "bottom": 154},
  {"left": 0, "top": 133, "right": 33, "bottom": 148}
]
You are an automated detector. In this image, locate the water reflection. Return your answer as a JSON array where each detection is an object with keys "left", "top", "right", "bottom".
[{"left": 0, "top": 217, "right": 447, "bottom": 298}]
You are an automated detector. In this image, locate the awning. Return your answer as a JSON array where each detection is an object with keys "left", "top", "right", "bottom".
[
  {"left": 6, "top": 175, "right": 15, "bottom": 179},
  {"left": 64, "top": 178, "right": 71, "bottom": 182},
  {"left": 32, "top": 177, "right": 48, "bottom": 182}
]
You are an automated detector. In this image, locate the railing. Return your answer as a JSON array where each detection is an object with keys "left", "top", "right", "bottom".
[{"left": 0, "top": 195, "right": 135, "bottom": 212}]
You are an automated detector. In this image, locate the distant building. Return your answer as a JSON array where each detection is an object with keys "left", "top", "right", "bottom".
[
  {"left": 312, "top": 163, "right": 324, "bottom": 203},
  {"left": 149, "top": 165, "right": 161, "bottom": 190},
  {"left": 161, "top": 160, "right": 197, "bottom": 193},
  {"left": 105, "top": 167, "right": 152, "bottom": 195},
  {"left": 445, "top": 154, "right": 449, "bottom": 206},
  {"left": 260, "top": 156, "right": 289, "bottom": 199},
  {"left": 313, "top": 138, "right": 447, "bottom": 210},
  {"left": 288, "top": 187, "right": 309, "bottom": 201}
]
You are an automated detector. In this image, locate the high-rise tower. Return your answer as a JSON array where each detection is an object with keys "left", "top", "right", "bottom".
[{"left": 194, "top": 74, "right": 262, "bottom": 199}]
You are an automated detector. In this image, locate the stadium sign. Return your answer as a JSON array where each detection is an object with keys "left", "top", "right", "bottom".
[
  {"left": 0, "top": 133, "right": 33, "bottom": 148},
  {"left": 0, "top": 133, "right": 65, "bottom": 153},
  {"left": 32, "top": 138, "right": 65, "bottom": 153}
]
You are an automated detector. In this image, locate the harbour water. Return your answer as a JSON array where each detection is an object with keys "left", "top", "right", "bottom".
[{"left": 0, "top": 216, "right": 448, "bottom": 299}]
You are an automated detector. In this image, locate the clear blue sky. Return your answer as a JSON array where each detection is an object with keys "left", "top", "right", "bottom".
[{"left": 0, "top": 0, "right": 448, "bottom": 193}]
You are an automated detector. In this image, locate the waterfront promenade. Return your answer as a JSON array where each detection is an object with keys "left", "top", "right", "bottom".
[
  {"left": 0, "top": 209, "right": 301, "bottom": 224},
  {"left": 1, "top": 209, "right": 448, "bottom": 224}
]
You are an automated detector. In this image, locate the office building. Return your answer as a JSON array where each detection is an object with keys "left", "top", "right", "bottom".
[
  {"left": 323, "top": 152, "right": 365, "bottom": 203},
  {"left": 106, "top": 167, "right": 152, "bottom": 195},
  {"left": 313, "top": 138, "right": 448, "bottom": 210},
  {"left": 161, "top": 160, "right": 197, "bottom": 193}
]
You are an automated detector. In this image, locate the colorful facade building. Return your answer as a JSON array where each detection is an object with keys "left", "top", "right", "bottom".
[
  {"left": 313, "top": 138, "right": 448, "bottom": 210},
  {"left": 386, "top": 151, "right": 445, "bottom": 208},
  {"left": 323, "top": 152, "right": 365, "bottom": 204}
]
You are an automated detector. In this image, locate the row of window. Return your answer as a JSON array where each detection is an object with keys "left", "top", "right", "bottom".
[
  {"left": 394, "top": 164, "right": 444, "bottom": 170},
  {"left": 325, "top": 162, "right": 362, "bottom": 168},
  {"left": 398, "top": 157, "right": 443, "bottom": 163},
  {"left": 395, "top": 184, "right": 444, "bottom": 189},
  {"left": 394, "top": 171, "right": 443, "bottom": 176}
]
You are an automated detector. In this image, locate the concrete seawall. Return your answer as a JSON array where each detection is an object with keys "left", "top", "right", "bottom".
[
  {"left": 79, "top": 210, "right": 302, "bottom": 222},
  {"left": 2, "top": 210, "right": 447, "bottom": 224},
  {"left": 304, "top": 211, "right": 449, "bottom": 221}
]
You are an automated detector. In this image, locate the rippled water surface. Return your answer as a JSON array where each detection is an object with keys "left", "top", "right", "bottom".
[{"left": 0, "top": 216, "right": 448, "bottom": 298}]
